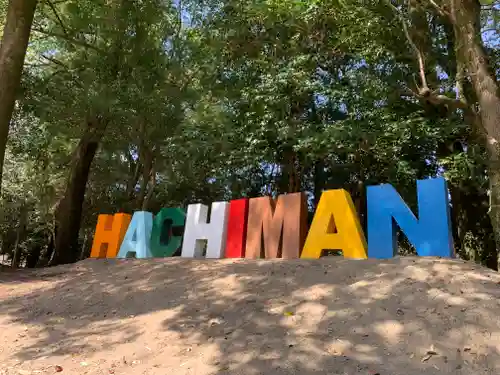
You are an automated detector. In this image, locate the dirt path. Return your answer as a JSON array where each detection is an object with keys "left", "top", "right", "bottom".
[{"left": 1, "top": 257, "right": 500, "bottom": 375}]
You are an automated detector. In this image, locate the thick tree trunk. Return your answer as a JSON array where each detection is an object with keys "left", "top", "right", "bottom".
[
  {"left": 50, "top": 119, "right": 105, "bottom": 266},
  {"left": 450, "top": 0, "right": 500, "bottom": 267},
  {"left": 0, "top": 0, "right": 38, "bottom": 195},
  {"left": 451, "top": 0, "right": 500, "bottom": 143}
]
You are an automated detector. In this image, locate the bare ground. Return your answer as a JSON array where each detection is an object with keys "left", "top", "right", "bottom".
[{"left": 1, "top": 257, "right": 500, "bottom": 375}]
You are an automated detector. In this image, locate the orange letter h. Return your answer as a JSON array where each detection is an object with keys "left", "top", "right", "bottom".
[{"left": 90, "top": 213, "right": 132, "bottom": 258}]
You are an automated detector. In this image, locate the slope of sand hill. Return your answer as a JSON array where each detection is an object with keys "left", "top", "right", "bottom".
[{"left": 1, "top": 257, "right": 500, "bottom": 375}]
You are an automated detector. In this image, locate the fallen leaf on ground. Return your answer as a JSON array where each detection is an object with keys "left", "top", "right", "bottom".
[{"left": 426, "top": 345, "right": 438, "bottom": 355}]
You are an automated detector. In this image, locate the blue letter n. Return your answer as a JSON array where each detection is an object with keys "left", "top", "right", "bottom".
[{"left": 366, "top": 177, "right": 454, "bottom": 258}]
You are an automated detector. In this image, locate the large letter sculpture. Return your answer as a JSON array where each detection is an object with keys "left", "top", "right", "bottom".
[
  {"left": 225, "top": 198, "right": 249, "bottom": 258},
  {"left": 181, "top": 202, "right": 230, "bottom": 258},
  {"left": 117, "top": 211, "right": 154, "bottom": 259},
  {"left": 245, "top": 193, "right": 308, "bottom": 259},
  {"left": 301, "top": 189, "right": 368, "bottom": 259},
  {"left": 366, "top": 177, "right": 454, "bottom": 258},
  {"left": 90, "top": 213, "right": 132, "bottom": 258},
  {"left": 150, "top": 208, "right": 186, "bottom": 257}
]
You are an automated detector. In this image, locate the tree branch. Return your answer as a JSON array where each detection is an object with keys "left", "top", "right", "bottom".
[
  {"left": 482, "top": 28, "right": 499, "bottom": 34},
  {"left": 400, "top": 87, "right": 468, "bottom": 110},
  {"left": 45, "top": 0, "right": 68, "bottom": 36},
  {"left": 424, "top": 0, "right": 449, "bottom": 16},
  {"left": 31, "top": 27, "right": 106, "bottom": 54},
  {"left": 40, "top": 54, "right": 68, "bottom": 68},
  {"left": 383, "top": 0, "right": 428, "bottom": 91},
  {"left": 481, "top": 2, "right": 500, "bottom": 10}
]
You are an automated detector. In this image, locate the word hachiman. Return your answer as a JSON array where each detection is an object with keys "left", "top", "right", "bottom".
[{"left": 90, "top": 177, "right": 454, "bottom": 260}]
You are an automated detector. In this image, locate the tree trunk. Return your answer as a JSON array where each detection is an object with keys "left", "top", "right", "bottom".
[
  {"left": 25, "top": 244, "right": 42, "bottom": 268},
  {"left": 352, "top": 179, "right": 366, "bottom": 232},
  {"left": 451, "top": 0, "right": 500, "bottom": 144},
  {"left": 0, "top": 0, "right": 38, "bottom": 195},
  {"left": 486, "top": 145, "right": 500, "bottom": 269},
  {"left": 279, "top": 148, "right": 301, "bottom": 194},
  {"left": 1, "top": 229, "right": 15, "bottom": 258},
  {"left": 37, "top": 231, "right": 54, "bottom": 267},
  {"left": 450, "top": 0, "right": 500, "bottom": 266},
  {"left": 79, "top": 232, "right": 89, "bottom": 260},
  {"left": 313, "top": 159, "right": 325, "bottom": 209},
  {"left": 125, "top": 150, "right": 141, "bottom": 200},
  {"left": 25, "top": 228, "right": 45, "bottom": 268},
  {"left": 126, "top": 122, "right": 146, "bottom": 205},
  {"left": 11, "top": 204, "right": 27, "bottom": 268},
  {"left": 136, "top": 146, "right": 153, "bottom": 210},
  {"left": 142, "top": 165, "right": 156, "bottom": 211},
  {"left": 449, "top": 184, "right": 466, "bottom": 256},
  {"left": 50, "top": 119, "right": 106, "bottom": 266}
]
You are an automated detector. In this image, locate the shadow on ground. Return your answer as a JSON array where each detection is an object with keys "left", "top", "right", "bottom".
[{"left": 1, "top": 256, "right": 500, "bottom": 374}]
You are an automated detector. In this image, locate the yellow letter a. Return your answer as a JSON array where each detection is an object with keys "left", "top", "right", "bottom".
[{"left": 301, "top": 189, "right": 367, "bottom": 259}]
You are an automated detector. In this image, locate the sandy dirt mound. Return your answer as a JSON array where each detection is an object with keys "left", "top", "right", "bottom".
[{"left": 1, "top": 257, "right": 500, "bottom": 375}]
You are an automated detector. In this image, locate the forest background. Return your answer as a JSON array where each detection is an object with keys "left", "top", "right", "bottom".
[{"left": 0, "top": 0, "right": 498, "bottom": 269}]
